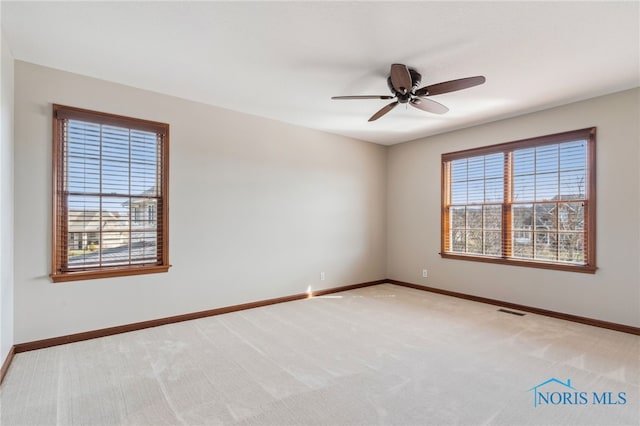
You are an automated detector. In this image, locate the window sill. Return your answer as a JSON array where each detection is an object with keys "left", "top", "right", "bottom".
[
  {"left": 50, "top": 264, "right": 171, "bottom": 283},
  {"left": 439, "top": 252, "right": 596, "bottom": 274}
]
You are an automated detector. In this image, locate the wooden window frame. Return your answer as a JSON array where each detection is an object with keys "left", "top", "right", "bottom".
[
  {"left": 441, "top": 128, "right": 596, "bottom": 274},
  {"left": 51, "top": 104, "right": 170, "bottom": 282}
]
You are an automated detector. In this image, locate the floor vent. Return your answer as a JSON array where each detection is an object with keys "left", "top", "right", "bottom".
[{"left": 498, "top": 308, "right": 525, "bottom": 316}]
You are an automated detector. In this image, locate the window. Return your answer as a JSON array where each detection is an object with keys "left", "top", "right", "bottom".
[
  {"left": 51, "top": 105, "right": 170, "bottom": 282},
  {"left": 441, "top": 128, "right": 596, "bottom": 273},
  {"left": 148, "top": 204, "right": 157, "bottom": 225},
  {"left": 132, "top": 206, "right": 141, "bottom": 224}
]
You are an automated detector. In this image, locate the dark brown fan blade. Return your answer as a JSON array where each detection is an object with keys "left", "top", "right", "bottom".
[
  {"left": 390, "top": 64, "right": 412, "bottom": 94},
  {"left": 410, "top": 98, "right": 449, "bottom": 115},
  {"left": 331, "top": 95, "right": 395, "bottom": 100},
  {"left": 415, "top": 76, "right": 486, "bottom": 97},
  {"left": 368, "top": 101, "right": 398, "bottom": 122}
]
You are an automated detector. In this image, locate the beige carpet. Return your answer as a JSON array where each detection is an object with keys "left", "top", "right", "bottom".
[{"left": 0, "top": 283, "right": 638, "bottom": 425}]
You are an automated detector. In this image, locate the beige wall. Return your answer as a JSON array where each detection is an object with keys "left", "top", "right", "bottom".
[
  {"left": 387, "top": 88, "right": 640, "bottom": 327},
  {"left": 13, "top": 61, "right": 388, "bottom": 343},
  {"left": 1, "top": 32, "right": 15, "bottom": 363},
  {"left": 10, "top": 60, "right": 640, "bottom": 343}
]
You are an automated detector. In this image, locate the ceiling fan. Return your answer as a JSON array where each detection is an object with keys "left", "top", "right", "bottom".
[{"left": 331, "top": 64, "right": 486, "bottom": 122}]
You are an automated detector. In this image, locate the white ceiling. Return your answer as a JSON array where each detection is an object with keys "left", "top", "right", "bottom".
[{"left": 2, "top": 1, "right": 639, "bottom": 145}]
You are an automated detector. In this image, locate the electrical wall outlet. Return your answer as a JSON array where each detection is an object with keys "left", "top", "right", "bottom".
[
  {"left": 320, "top": 272, "right": 325, "bottom": 281},
  {"left": 422, "top": 269, "right": 428, "bottom": 278}
]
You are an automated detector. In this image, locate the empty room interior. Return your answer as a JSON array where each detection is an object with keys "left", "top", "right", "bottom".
[{"left": 0, "top": 2, "right": 639, "bottom": 425}]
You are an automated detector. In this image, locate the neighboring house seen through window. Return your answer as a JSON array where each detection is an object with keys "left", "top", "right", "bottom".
[
  {"left": 51, "top": 105, "right": 170, "bottom": 282},
  {"left": 441, "top": 128, "right": 596, "bottom": 273}
]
